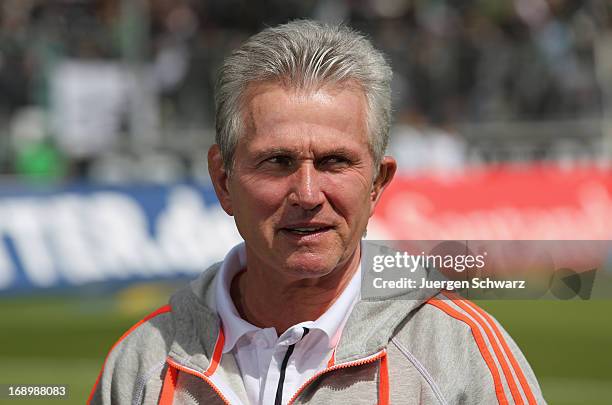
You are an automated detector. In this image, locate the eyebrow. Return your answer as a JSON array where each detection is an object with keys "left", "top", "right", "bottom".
[
  {"left": 251, "top": 148, "right": 297, "bottom": 162},
  {"left": 252, "top": 146, "right": 358, "bottom": 162}
]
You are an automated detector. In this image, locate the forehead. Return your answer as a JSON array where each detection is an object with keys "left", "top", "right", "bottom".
[{"left": 239, "top": 81, "right": 369, "bottom": 151}]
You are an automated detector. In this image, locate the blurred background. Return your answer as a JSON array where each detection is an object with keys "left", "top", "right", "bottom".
[{"left": 0, "top": 0, "right": 611, "bottom": 403}]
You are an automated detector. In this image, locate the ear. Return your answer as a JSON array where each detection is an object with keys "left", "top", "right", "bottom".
[
  {"left": 208, "top": 144, "right": 234, "bottom": 216},
  {"left": 369, "top": 156, "right": 397, "bottom": 217}
]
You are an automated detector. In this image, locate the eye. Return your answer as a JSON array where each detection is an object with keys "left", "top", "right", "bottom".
[
  {"left": 318, "top": 155, "right": 351, "bottom": 169},
  {"left": 265, "top": 155, "right": 293, "bottom": 167}
]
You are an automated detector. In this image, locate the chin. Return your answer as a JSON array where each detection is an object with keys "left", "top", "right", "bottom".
[{"left": 283, "top": 255, "right": 338, "bottom": 279}]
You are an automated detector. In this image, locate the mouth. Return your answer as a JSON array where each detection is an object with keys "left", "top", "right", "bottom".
[{"left": 280, "top": 225, "right": 334, "bottom": 237}]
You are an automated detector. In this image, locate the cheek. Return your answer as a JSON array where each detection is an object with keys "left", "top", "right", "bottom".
[
  {"left": 324, "top": 175, "right": 373, "bottom": 221},
  {"left": 231, "top": 179, "right": 286, "bottom": 226}
]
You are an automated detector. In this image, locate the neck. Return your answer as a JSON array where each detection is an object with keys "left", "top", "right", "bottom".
[{"left": 231, "top": 246, "right": 360, "bottom": 335}]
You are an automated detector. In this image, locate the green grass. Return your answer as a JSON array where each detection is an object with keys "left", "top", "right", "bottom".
[
  {"left": 478, "top": 300, "right": 612, "bottom": 405},
  {"left": 0, "top": 284, "right": 172, "bottom": 404},
  {"left": 0, "top": 289, "right": 610, "bottom": 404}
]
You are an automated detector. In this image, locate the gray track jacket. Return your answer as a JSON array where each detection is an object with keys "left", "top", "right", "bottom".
[{"left": 88, "top": 262, "right": 546, "bottom": 404}]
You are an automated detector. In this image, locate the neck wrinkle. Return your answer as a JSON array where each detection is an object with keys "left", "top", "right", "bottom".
[{"left": 234, "top": 245, "right": 361, "bottom": 335}]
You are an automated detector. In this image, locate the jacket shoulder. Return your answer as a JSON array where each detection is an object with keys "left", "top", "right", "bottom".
[
  {"left": 391, "top": 294, "right": 546, "bottom": 404},
  {"left": 88, "top": 305, "right": 176, "bottom": 405}
]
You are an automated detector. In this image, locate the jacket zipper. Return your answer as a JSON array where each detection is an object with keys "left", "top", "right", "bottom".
[
  {"left": 166, "top": 357, "right": 232, "bottom": 405},
  {"left": 287, "top": 349, "right": 386, "bottom": 405}
]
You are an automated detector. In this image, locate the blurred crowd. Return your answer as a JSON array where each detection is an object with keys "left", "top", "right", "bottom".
[{"left": 0, "top": 0, "right": 610, "bottom": 183}]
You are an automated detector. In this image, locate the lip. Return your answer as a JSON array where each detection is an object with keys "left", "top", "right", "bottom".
[
  {"left": 278, "top": 222, "right": 335, "bottom": 241},
  {"left": 279, "top": 227, "right": 333, "bottom": 242},
  {"left": 279, "top": 222, "right": 333, "bottom": 230}
]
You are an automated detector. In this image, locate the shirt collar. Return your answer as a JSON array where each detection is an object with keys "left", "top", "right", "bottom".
[
  {"left": 215, "top": 243, "right": 259, "bottom": 353},
  {"left": 214, "top": 242, "right": 361, "bottom": 353}
]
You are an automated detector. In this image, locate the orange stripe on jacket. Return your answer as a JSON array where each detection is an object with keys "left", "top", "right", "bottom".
[
  {"left": 87, "top": 304, "right": 172, "bottom": 405},
  {"left": 378, "top": 352, "right": 390, "bottom": 405},
  {"left": 460, "top": 298, "right": 538, "bottom": 404},
  {"left": 442, "top": 292, "right": 524, "bottom": 404},
  {"left": 204, "top": 326, "right": 225, "bottom": 377},
  {"left": 158, "top": 364, "right": 179, "bottom": 405},
  {"left": 327, "top": 349, "right": 336, "bottom": 368},
  {"left": 427, "top": 299, "right": 509, "bottom": 405}
]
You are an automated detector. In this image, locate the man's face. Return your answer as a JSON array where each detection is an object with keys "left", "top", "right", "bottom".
[{"left": 209, "top": 82, "right": 395, "bottom": 280}]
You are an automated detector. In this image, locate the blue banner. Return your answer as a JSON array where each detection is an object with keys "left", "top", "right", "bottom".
[{"left": 0, "top": 183, "right": 242, "bottom": 293}]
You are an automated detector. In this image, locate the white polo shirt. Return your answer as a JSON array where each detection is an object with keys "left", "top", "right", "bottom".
[{"left": 214, "top": 243, "right": 361, "bottom": 405}]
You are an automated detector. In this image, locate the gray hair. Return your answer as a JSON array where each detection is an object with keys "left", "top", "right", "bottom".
[{"left": 214, "top": 19, "right": 392, "bottom": 172}]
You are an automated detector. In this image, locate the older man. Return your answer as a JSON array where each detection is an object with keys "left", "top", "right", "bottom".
[{"left": 89, "top": 20, "right": 545, "bottom": 405}]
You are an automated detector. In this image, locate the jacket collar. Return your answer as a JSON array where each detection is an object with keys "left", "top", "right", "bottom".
[
  {"left": 167, "top": 244, "right": 439, "bottom": 370},
  {"left": 334, "top": 288, "right": 434, "bottom": 363},
  {"left": 167, "top": 263, "right": 222, "bottom": 374}
]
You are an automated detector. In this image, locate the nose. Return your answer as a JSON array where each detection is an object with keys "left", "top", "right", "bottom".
[{"left": 287, "top": 162, "right": 325, "bottom": 211}]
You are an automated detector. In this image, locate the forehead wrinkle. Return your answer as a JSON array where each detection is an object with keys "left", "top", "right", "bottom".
[
  {"left": 249, "top": 116, "right": 364, "bottom": 149},
  {"left": 250, "top": 137, "right": 311, "bottom": 159},
  {"left": 245, "top": 81, "right": 366, "bottom": 127},
  {"left": 240, "top": 82, "right": 277, "bottom": 144},
  {"left": 240, "top": 81, "right": 370, "bottom": 160}
]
